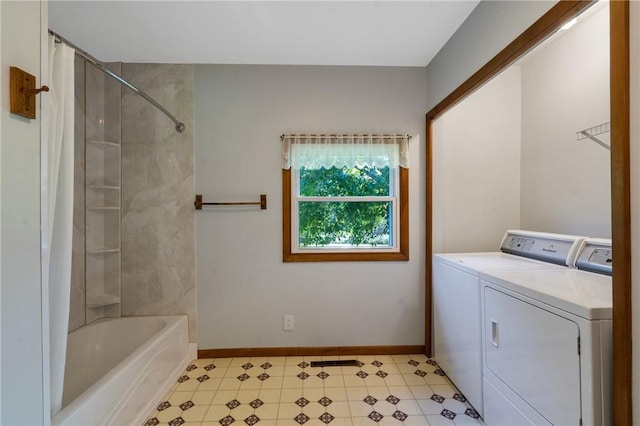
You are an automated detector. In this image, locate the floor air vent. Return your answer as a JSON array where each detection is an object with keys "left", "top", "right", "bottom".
[{"left": 310, "top": 360, "right": 359, "bottom": 367}]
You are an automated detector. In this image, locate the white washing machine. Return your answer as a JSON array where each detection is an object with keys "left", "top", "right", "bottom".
[
  {"left": 433, "top": 231, "right": 586, "bottom": 416},
  {"left": 480, "top": 238, "right": 612, "bottom": 426}
]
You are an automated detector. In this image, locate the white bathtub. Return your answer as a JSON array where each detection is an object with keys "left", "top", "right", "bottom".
[{"left": 52, "top": 315, "right": 191, "bottom": 426}]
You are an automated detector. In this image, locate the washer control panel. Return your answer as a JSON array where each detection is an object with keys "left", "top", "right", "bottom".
[
  {"left": 575, "top": 239, "right": 612, "bottom": 275},
  {"left": 500, "top": 230, "right": 586, "bottom": 266}
]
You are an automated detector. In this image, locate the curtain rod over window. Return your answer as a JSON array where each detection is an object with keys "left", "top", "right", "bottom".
[
  {"left": 281, "top": 133, "right": 411, "bottom": 140},
  {"left": 48, "top": 30, "right": 186, "bottom": 133}
]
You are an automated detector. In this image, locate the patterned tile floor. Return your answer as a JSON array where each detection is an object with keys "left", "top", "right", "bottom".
[{"left": 144, "top": 354, "right": 482, "bottom": 426}]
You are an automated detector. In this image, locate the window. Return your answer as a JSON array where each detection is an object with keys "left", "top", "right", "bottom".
[{"left": 282, "top": 134, "right": 409, "bottom": 262}]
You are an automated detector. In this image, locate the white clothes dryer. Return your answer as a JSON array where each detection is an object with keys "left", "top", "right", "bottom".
[
  {"left": 480, "top": 238, "right": 612, "bottom": 426},
  {"left": 433, "top": 231, "right": 586, "bottom": 416}
]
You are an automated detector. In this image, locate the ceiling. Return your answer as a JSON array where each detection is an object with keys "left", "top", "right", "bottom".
[{"left": 49, "top": 1, "right": 479, "bottom": 67}]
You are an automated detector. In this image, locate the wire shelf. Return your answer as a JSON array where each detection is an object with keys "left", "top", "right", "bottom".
[{"left": 576, "top": 122, "right": 610, "bottom": 140}]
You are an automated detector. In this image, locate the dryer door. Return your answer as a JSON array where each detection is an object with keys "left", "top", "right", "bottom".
[{"left": 484, "top": 286, "right": 581, "bottom": 425}]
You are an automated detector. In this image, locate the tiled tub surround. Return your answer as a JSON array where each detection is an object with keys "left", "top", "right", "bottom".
[
  {"left": 70, "top": 60, "right": 123, "bottom": 331},
  {"left": 144, "top": 355, "right": 481, "bottom": 426},
  {"left": 53, "top": 316, "right": 190, "bottom": 426},
  {"left": 121, "top": 63, "right": 196, "bottom": 342},
  {"left": 71, "top": 62, "right": 196, "bottom": 337}
]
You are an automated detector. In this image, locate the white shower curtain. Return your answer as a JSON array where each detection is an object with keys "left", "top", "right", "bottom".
[{"left": 47, "top": 35, "right": 75, "bottom": 417}]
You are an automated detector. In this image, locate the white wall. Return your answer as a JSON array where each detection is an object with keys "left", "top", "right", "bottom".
[
  {"left": 520, "top": 5, "right": 610, "bottom": 238},
  {"left": 0, "top": 1, "right": 47, "bottom": 424},
  {"left": 432, "top": 66, "right": 522, "bottom": 253},
  {"left": 194, "top": 65, "right": 426, "bottom": 349},
  {"left": 426, "top": 0, "right": 555, "bottom": 111}
]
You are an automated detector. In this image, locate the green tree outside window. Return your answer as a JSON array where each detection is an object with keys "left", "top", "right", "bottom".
[{"left": 298, "top": 165, "right": 393, "bottom": 247}]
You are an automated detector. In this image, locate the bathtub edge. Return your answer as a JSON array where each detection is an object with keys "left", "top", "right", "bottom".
[{"left": 132, "top": 344, "right": 193, "bottom": 426}]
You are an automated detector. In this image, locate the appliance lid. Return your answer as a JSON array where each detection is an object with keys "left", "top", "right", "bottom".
[
  {"left": 481, "top": 268, "right": 612, "bottom": 320},
  {"left": 433, "top": 252, "right": 567, "bottom": 274},
  {"left": 500, "top": 230, "right": 587, "bottom": 266},
  {"left": 574, "top": 238, "right": 612, "bottom": 276}
]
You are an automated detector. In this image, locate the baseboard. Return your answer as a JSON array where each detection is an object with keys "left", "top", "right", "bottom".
[{"left": 198, "top": 345, "right": 425, "bottom": 359}]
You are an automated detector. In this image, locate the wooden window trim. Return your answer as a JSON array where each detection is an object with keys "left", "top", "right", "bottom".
[{"left": 282, "top": 167, "right": 409, "bottom": 262}]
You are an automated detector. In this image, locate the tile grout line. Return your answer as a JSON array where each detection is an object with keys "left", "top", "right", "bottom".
[
  {"left": 299, "top": 358, "right": 310, "bottom": 425},
  {"left": 314, "top": 356, "right": 346, "bottom": 425},
  {"left": 373, "top": 354, "right": 401, "bottom": 425},
  {"left": 225, "top": 357, "right": 246, "bottom": 426},
  {"left": 319, "top": 363, "right": 341, "bottom": 425}
]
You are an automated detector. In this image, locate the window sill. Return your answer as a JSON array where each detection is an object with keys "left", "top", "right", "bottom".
[{"left": 283, "top": 251, "right": 409, "bottom": 262}]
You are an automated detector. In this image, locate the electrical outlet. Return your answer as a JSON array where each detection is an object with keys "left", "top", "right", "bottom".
[{"left": 283, "top": 315, "right": 294, "bottom": 331}]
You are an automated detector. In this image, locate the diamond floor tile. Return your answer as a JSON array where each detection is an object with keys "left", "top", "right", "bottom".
[{"left": 143, "top": 355, "right": 483, "bottom": 425}]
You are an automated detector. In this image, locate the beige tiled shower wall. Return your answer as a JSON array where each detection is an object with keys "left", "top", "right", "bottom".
[{"left": 120, "top": 63, "right": 196, "bottom": 342}]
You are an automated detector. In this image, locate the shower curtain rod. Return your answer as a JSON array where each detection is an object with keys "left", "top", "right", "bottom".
[{"left": 49, "top": 30, "right": 186, "bottom": 133}]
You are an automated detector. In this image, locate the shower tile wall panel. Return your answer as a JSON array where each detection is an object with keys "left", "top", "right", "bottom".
[
  {"left": 85, "top": 62, "right": 122, "bottom": 325},
  {"left": 121, "top": 63, "right": 196, "bottom": 342},
  {"left": 85, "top": 63, "right": 122, "bottom": 143},
  {"left": 69, "top": 58, "right": 86, "bottom": 332},
  {"left": 70, "top": 61, "right": 123, "bottom": 329}
]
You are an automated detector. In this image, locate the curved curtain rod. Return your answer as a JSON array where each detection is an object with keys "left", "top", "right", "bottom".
[{"left": 49, "top": 30, "right": 186, "bottom": 133}]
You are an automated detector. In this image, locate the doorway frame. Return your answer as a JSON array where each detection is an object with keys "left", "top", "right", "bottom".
[{"left": 424, "top": 1, "right": 631, "bottom": 424}]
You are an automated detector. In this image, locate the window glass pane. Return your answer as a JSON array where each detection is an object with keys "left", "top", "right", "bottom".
[
  {"left": 299, "top": 166, "right": 390, "bottom": 197},
  {"left": 298, "top": 201, "right": 392, "bottom": 247}
]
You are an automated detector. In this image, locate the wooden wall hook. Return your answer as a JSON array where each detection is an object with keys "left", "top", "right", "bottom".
[
  {"left": 25, "top": 86, "right": 50, "bottom": 96},
  {"left": 10, "top": 67, "right": 47, "bottom": 119}
]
